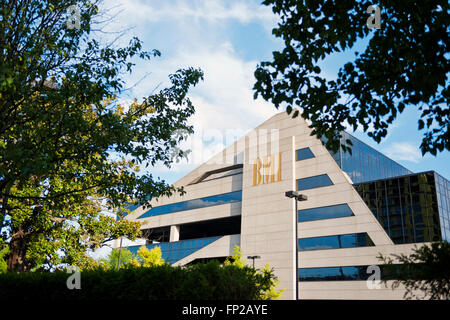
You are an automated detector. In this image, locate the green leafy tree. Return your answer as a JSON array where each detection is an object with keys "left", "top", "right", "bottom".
[
  {"left": 224, "top": 245, "right": 284, "bottom": 300},
  {"left": 378, "top": 241, "right": 450, "bottom": 300},
  {"left": 254, "top": 0, "right": 449, "bottom": 155},
  {"left": 126, "top": 246, "right": 166, "bottom": 268},
  {"left": 106, "top": 248, "right": 135, "bottom": 270},
  {"left": 0, "top": 0, "right": 203, "bottom": 271}
]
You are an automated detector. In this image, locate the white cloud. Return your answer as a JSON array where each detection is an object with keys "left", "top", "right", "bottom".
[
  {"left": 383, "top": 142, "right": 422, "bottom": 163},
  {"left": 126, "top": 40, "right": 279, "bottom": 173},
  {"left": 111, "top": 45, "right": 280, "bottom": 177},
  {"left": 106, "top": 0, "right": 275, "bottom": 25},
  {"left": 98, "top": 0, "right": 280, "bottom": 175}
]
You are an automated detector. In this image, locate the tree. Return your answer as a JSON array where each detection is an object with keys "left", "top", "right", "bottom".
[
  {"left": 126, "top": 246, "right": 166, "bottom": 268},
  {"left": 105, "top": 248, "right": 135, "bottom": 270},
  {"left": 0, "top": 0, "right": 203, "bottom": 271},
  {"left": 254, "top": 0, "right": 449, "bottom": 155},
  {"left": 224, "top": 244, "right": 246, "bottom": 268},
  {"left": 224, "top": 245, "right": 284, "bottom": 300},
  {"left": 378, "top": 241, "right": 450, "bottom": 300}
]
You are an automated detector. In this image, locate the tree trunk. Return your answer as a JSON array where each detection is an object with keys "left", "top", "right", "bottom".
[{"left": 7, "top": 225, "right": 32, "bottom": 272}]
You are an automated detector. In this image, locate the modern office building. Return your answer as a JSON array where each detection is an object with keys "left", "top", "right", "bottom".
[{"left": 121, "top": 112, "right": 449, "bottom": 300}]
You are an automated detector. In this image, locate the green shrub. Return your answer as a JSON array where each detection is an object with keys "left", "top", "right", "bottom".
[{"left": 0, "top": 261, "right": 273, "bottom": 300}]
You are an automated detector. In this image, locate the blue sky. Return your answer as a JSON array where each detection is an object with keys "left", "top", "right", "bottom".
[{"left": 102, "top": 0, "right": 449, "bottom": 182}]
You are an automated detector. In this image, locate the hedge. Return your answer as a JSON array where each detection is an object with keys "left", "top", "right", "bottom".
[{"left": 0, "top": 261, "right": 266, "bottom": 300}]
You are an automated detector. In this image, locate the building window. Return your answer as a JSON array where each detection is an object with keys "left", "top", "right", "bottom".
[
  {"left": 298, "top": 233, "right": 374, "bottom": 251},
  {"left": 137, "top": 191, "right": 242, "bottom": 219},
  {"left": 127, "top": 236, "right": 222, "bottom": 264},
  {"left": 201, "top": 167, "right": 243, "bottom": 183},
  {"left": 299, "top": 266, "right": 368, "bottom": 281},
  {"left": 299, "top": 264, "right": 404, "bottom": 281},
  {"left": 296, "top": 147, "right": 315, "bottom": 161},
  {"left": 298, "top": 203, "right": 354, "bottom": 222},
  {"left": 189, "top": 164, "right": 243, "bottom": 184},
  {"left": 297, "top": 174, "right": 333, "bottom": 191}
]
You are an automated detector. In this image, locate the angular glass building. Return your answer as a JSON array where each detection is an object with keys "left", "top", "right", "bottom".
[
  {"left": 121, "top": 112, "right": 449, "bottom": 300},
  {"left": 330, "top": 131, "right": 412, "bottom": 183},
  {"left": 354, "top": 172, "right": 449, "bottom": 244}
]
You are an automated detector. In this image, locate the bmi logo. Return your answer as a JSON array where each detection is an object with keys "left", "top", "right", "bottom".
[{"left": 252, "top": 153, "right": 282, "bottom": 186}]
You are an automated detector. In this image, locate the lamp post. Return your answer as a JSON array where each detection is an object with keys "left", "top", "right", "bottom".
[
  {"left": 285, "top": 191, "right": 307, "bottom": 300},
  {"left": 247, "top": 255, "right": 261, "bottom": 269}
]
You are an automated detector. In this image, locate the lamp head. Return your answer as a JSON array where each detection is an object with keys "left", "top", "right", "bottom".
[{"left": 285, "top": 191, "right": 308, "bottom": 201}]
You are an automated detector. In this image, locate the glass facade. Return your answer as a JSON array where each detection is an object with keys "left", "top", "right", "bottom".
[
  {"left": 354, "top": 172, "right": 445, "bottom": 244},
  {"left": 138, "top": 191, "right": 242, "bottom": 219},
  {"left": 327, "top": 132, "right": 412, "bottom": 184},
  {"left": 296, "top": 147, "right": 315, "bottom": 161},
  {"left": 435, "top": 172, "right": 450, "bottom": 242},
  {"left": 298, "top": 203, "right": 354, "bottom": 222},
  {"left": 127, "top": 236, "right": 222, "bottom": 264},
  {"left": 298, "top": 233, "right": 374, "bottom": 251},
  {"left": 297, "top": 174, "right": 333, "bottom": 191}
]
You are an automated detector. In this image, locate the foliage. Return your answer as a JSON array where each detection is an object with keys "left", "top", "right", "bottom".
[
  {"left": 0, "top": 241, "right": 7, "bottom": 273},
  {"left": 0, "top": 261, "right": 274, "bottom": 300},
  {"left": 224, "top": 244, "right": 246, "bottom": 268},
  {"left": 0, "top": 0, "right": 203, "bottom": 271},
  {"left": 254, "top": 0, "right": 449, "bottom": 156},
  {"left": 378, "top": 241, "right": 450, "bottom": 300},
  {"left": 258, "top": 263, "right": 284, "bottom": 300},
  {"left": 224, "top": 245, "right": 284, "bottom": 300},
  {"left": 105, "top": 248, "right": 135, "bottom": 270},
  {"left": 126, "top": 246, "right": 165, "bottom": 268},
  {"left": 73, "top": 253, "right": 110, "bottom": 271}
]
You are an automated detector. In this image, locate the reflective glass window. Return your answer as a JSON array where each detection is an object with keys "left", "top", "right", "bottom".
[
  {"left": 297, "top": 174, "right": 333, "bottom": 191},
  {"left": 354, "top": 171, "right": 449, "bottom": 244},
  {"left": 299, "top": 265, "right": 404, "bottom": 281},
  {"left": 138, "top": 191, "right": 242, "bottom": 219},
  {"left": 296, "top": 147, "right": 315, "bottom": 161},
  {"left": 298, "top": 204, "right": 354, "bottom": 222},
  {"left": 329, "top": 131, "right": 412, "bottom": 183},
  {"left": 127, "top": 236, "right": 221, "bottom": 264},
  {"left": 299, "top": 266, "right": 367, "bottom": 281},
  {"left": 298, "top": 233, "right": 374, "bottom": 251}
]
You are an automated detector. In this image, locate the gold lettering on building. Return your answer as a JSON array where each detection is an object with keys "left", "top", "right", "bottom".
[{"left": 252, "top": 153, "right": 281, "bottom": 186}]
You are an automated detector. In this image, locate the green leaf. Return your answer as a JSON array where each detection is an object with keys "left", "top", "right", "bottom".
[{"left": 418, "top": 119, "right": 424, "bottom": 130}]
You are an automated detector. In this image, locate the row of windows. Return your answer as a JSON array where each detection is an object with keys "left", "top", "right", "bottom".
[
  {"left": 138, "top": 191, "right": 242, "bottom": 219},
  {"left": 298, "top": 203, "right": 354, "bottom": 222},
  {"left": 299, "top": 264, "right": 403, "bottom": 281},
  {"left": 299, "top": 265, "right": 373, "bottom": 281},
  {"left": 127, "top": 236, "right": 222, "bottom": 264},
  {"left": 298, "top": 233, "right": 374, "bottom": 251},
  {"left": 296, "top": 148, "right": 354, "bottom": 225},
  {"left": 296, "top": 147, "right": 334, "bottom": 192}
]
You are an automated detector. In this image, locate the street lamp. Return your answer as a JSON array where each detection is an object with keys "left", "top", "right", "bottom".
[
  {"left": 247, "top": 255, "right": 261, "bottom": 269},
  {"left": 285, "top": 190, "right": 307, "bottom": 300}
]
